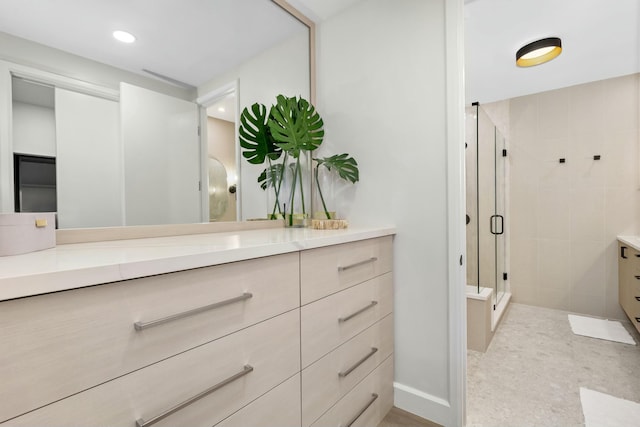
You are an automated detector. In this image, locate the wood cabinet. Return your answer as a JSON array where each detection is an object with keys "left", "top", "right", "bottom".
[
  {"left": 618, "top": 242, "right": 640, "bottom": 334},
  {"left": 301, "top": 236, "right": 394, "bottom": 427},
  {"left": 0, "top": 236, "right": 394, "bottom": 427}
]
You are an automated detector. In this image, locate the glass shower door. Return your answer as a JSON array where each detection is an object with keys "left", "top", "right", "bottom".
[
  {"left": 466, "top": 104, "right": 507, "bottom": 307},
  {"left": 493, "top": 127, "right": 507, "bottom": 307}
]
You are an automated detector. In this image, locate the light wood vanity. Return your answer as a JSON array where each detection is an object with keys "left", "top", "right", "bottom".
[
  {"left": 618, "top": 237, "right": 640, "bottom": 334},
  {"left": 0, "top": 227, "right": 395, "bottom": 427}
]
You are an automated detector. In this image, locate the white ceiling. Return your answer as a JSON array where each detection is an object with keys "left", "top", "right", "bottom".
[
  {"left": 0, "top": 0, "right": 307, "bottom": 88},
  {"left": 287, "top": 0, "right": 362, "bottom": 22},
  {"left": 465, "top": 0, "right": 640, "bottom": 104},
  {"left": 4, "top": 0, "right": 632, "bottom": 105}
]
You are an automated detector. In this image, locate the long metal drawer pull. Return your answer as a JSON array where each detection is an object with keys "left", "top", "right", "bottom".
[
  {"left": 134, "top": 292, "right": 253, "bottom": 331},
  {"left": 636, "top": 317, "right": 640, "bottom": 323},
  {"left": 135, "top": 365, "right": 253, "bottom": 427},
  {"left": 338, "top": 347, "right": 378, "bottom": 378},
  {"left": 338, "top": 257, "right": 378, "bottom": 272},
  {"left": 342, "top": 393, "right": 379, "bottom": 427},
  {"left": 636, "top": 296, "right": 640, "bottom": 301},
  {"left": 338, "top": 301, "right": 378, "bottom": 323}
]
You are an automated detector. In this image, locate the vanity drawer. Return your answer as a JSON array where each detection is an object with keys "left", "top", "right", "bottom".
[
  {"left": 5, "top": 310, "right": 300, "bottom": 427},
  {"left": 301, "top": 236, "right": 393, "bottom": 304},
  {"left": 216, "top": 374, "right": 301, "bottom": 427},
  {"left": 302, "top": 314, "right": 393, "bottom": 426},
  {"left": 301, "top": 272, "right": 393, "bottom": 367},
  {"left": 309, "top": 355, "right": 394, "bottom": 427},
  {"left": 0, "top": 252, "right": 299, "bottom": 423}
]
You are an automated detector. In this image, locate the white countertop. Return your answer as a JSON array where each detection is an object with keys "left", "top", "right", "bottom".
[
  {"left": 0, "top": 226, "right": 395, "bottom": 301},
  {"left": 618, "top": 235, "right": 640, "bottom": 252}
]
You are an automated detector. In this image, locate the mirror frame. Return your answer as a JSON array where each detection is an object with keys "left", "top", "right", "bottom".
[{"left": 52, "top": 0, "right": 317, "bottom": 244}]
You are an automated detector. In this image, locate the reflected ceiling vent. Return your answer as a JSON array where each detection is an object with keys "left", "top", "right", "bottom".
[{"left": 516, "top": 37, "right": 562, "bottom": 67}]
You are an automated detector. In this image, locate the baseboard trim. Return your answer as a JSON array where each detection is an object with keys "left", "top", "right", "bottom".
[{"left": 394, "top": 382, "right": 452, "bottom": 427}]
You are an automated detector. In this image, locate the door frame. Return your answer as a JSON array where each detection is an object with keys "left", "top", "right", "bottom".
[{"left": 196, "top": 80, "right": 241, "bottom": 222}]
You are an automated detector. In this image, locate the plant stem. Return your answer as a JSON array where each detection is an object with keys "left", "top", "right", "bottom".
[
  {"left": 270, "top": 154, "right": 287, "bottom": 218},
  {"left": 297, "top": 156, "right": 306, "bottom": 215},
  {"left": 315, "top": 166, "right": 331, "bottom": 219},
  {"left": 289, "top": 157, "right": 298, "bottom": 225},
  {"left": 268, "top": 159, "right": 278, "bottom": 218}
]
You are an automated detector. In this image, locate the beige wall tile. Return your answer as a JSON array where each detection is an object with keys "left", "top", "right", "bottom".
[
  {"left": 538, "top": 156, "right": 571, "bottom": 189},
  {"left": 510, "top": 237, "right": 537, "bottom": 289},
  {"left": 537, "top": 189, "right": 571, "bottom": 240},
  {"left": 537, "top": 287, "right": 571, "bottom": 311},
  {"left": 570, "top": 292, "right": 605, "bottom": 318},
  {"left": 510, "top": 188, "right": 537, "bottom": 239},
  {"left": 604, "top": 130, "right": 639, "bottom": 187},
  {"left": 603, "top": 74, "right": 640, "bottom": 133},
  {"left": 510, "top": 95, "right": 537, "bottom": 142},
  {"left": 569, "top": 131, "right": 605, "bottom": 189},
  {"left": 511, "top": 284, "right": 537, "bottom": 306},
  {"left": 570, "top": 241, "right": 606, "bottom": 296},
  {"left": 568, "top": 80, "right": 606, "bottom": 137},
  {"left": 506, "top": 73, "right": 640, "bottom": 318},
  {"left": 537, "top": 239, "right": 571, "bottom": 290},
  {"left": 604, "top": 186, "right": 640, "bottom": 240},
  {"left": 537, "top": 89, "right": 569, "bottom": 140},
  {"left": 570, "top": 187, "right": 605, "bottom": 243}
]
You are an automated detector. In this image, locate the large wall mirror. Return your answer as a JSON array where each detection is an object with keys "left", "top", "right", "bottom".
[{"left": 0, "top": 0, "right": 313, "bottom": 229}]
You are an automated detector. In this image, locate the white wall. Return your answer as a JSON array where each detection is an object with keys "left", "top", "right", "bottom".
[
  {"left": 316, "top": 0, "right": 465, "bottom": 425},
  {"left": 12, "top": 102, "right": 56, "bottom": 157},
  {"left": 55, "top": 88, "right": 122, "bottom": 228},
  {"left": 198, "top": 32, "right": 310, "bottom": 220},
  {"left": 509, "top": 73, "right": 640, "bottom": 319}
]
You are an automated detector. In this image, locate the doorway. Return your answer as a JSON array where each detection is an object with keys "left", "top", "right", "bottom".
[{"left": 198, "top": 82, "right": 240, "bottom": 222}]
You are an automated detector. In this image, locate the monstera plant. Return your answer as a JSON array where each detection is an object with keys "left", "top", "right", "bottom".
[
  {"left": 240, "top": 95, "right": 323, "bottom": 225},
  {"left": 238, "top": 102, "right": 285, "bottom": 218},
  {"left": 313, "top": 153, "right": 359, "bottom": 219},
  {"left": 240, "top": 94, "right": 357, "bottom": 227}
]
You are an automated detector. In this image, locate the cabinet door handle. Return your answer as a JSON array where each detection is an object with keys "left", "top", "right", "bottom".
[
  {"left": 621, "top": 246, "right": 628, "bottom": 259},
  {"left": 135, "top": 365, "right": 253, "bottom": 427},
  {"left": 338, "top": 347, "right": 378, "bottom": 378},
  {"left": 338, "top": 257, "right": 378, "bottom": 272},
  {"left": 338, "top": 301, "right": 378, "bottom": 323},
  {"left": 342, "top": 393, "right": 378, "bottom": 427},
  {"left": 635, "top": 317, "right": 640, "bottom": 323},
  {"left": 134, "top": 292, "right": 252, "bottom": 331},
  {"left": 635, "top": 276, "right": 640, "bottom": 280},
  {"left": 635, "top": 296, "right": 640, "bottom": 302}
]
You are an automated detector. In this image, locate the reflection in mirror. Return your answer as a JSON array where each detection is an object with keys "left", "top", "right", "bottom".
[
  {"left": 207, "top": 157, "right": 230, "bottom": 222},
  {"left": 0, "top": 0, "right": 311, "bottom": 228}
]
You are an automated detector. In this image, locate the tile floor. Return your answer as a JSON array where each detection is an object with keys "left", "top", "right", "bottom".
[{"left": 466, "top": 303, "right": 640, "bottom": 427}]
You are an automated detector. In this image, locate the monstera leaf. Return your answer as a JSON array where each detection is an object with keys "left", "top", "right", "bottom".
[
  {"left": 268, "top": 95, "right": 324, "bottom": 157},
  {"left": 314, "top": 153, "right": 360, "bottom": 219},
  {"left": 258, "top": 163, "right": 285, "bottom": 190},
  {"left": 239, "top": 103, "right": 282, "bottom": 164},
  {"left": 314, "top": 154, "right": 359, "bottom": 183}
]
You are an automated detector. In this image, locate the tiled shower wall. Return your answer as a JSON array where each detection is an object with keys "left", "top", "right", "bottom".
[{"left": 507, "top": 73, "right": 640, "bottom": 319}]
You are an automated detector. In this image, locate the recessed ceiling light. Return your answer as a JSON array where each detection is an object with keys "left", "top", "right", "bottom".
[
  {"left": 218, "top": 107, "right": 226, "bottom": 113},
  {"left": 113, "top": 30, "right": 136, "bottom": 44},
  {"left": 516, "top": 37, "right": 562, "bottom": 67}
]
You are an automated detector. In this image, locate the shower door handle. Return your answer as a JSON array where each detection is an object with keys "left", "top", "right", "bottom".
[{"left": 490, "top": 215, "right": 504, "bottom": 235}]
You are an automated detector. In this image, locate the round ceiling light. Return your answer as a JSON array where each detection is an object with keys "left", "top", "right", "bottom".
[
  {"left": 516, "top": 37, "right": 562, "bottom": 67},
  {"left": 113, "top": 30, "right": 136, "bottom": 44}
]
